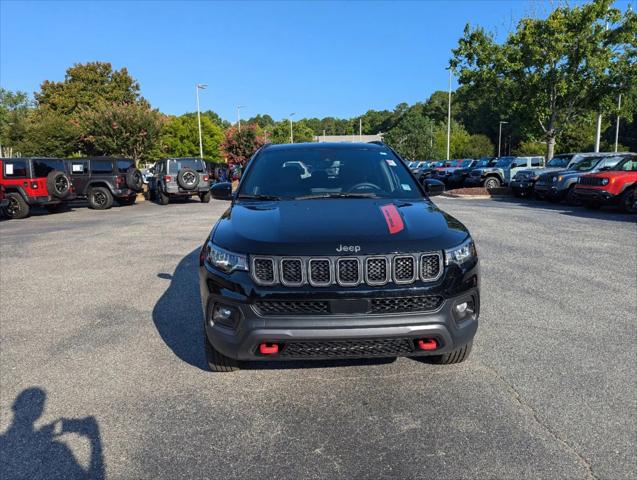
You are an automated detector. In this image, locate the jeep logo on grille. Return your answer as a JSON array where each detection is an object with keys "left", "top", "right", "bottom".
[{"left": 336, "top": 245, "right": 361, "bottom": 253}]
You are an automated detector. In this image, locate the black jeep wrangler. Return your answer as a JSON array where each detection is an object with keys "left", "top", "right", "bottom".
[
  {"left": 65, "top": 157, "right": 143, "bottom": 210},
  {"left": 201, "top": 143, "right": 479, "bottom": 372},
  {"left": 149, "top": 157, "right": 210, "bottom": 204}
]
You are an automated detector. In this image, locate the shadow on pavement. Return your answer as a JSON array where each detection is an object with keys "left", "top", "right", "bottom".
[
  {"left": 153, "top": 249, "right": 398, "bottom": 372},
  {"left": 0, "top": 387, "right": 105, "bottom": 480}
]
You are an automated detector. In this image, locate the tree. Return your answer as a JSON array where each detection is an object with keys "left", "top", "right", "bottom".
[
  {"left": 221, "top": 125, "right": 265, "bottom": 168},
  {"left": 161, "top": 114, "right": 224, "bottom": 162},
  {"left": 453, "top": 0, "right": 636, "bottom": 159},
  {"left": 384, "top": 105, "right": 436, "bottom": 160},
  {"left": 35, "top": 62, "right": 143, "bottom": 115},
  {"left": 77, "top": 102, "right": 163, "bottom": 163},
  {"left": 0, "top": 88, "right": 32, "bottom": 155},
  {"left": 17, "top": 110, "right": 81, "bottom": 157}
]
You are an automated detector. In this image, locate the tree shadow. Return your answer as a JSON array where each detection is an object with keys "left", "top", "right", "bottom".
[
  {"left": 0, "top": 387, "right": 105, "bottom": 480},
  {"left": 152, "top": 249, "right": 398, "bottom": 372}
]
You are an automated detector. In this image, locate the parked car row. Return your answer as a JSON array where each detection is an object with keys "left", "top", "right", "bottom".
[{"left": 0, "top": 156, "right": 212, "bottom": 219}]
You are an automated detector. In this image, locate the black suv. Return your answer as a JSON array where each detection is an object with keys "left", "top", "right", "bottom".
[
  {"left": 201, "top": 143, "right": 479, "bottom": 372},
  {"left": 149, "top": 157, "right": 210, "bottom": 204},
  {"left": 65, "top": 157, "right": 143, "bottom": 209}
]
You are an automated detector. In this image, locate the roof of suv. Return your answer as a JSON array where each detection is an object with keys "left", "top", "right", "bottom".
[{"left": 261, "top": 142, "right": 387, "bottom": 152}]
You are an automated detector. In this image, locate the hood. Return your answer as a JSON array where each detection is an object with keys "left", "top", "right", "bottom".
[
  {"left": 472, "top": 167, "right": 502, "bottom": 175},
  {"left": 517, "top": 166, "right": 565, "bottom": 177},
  {"left": 213, "top": 199, "right": 469, "bottom": 256}
]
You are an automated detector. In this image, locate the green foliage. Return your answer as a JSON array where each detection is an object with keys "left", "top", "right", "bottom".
[
  {"left": 18, "top": 110, "right": 81, "bottom": 157},
  {"left": 0, "top": 88, "right": 32, "bottom": 155},
  {"left": 512, "top": 139, "right": 546, "bottom": 156},
  {"left": 384, "top": 105, "right": 436, "bottom": 160},
  {"left": 221, "top": 125, "right": 265, "bottom": 167},
  {"left": 161, "top": 114, "right": 223, "bottom": 162},
  {"left": 77, "top": 102, "right": 163, "bottom": 163},
  {"left": 268, "top": 120, "right": 315, "bottom": 144}
]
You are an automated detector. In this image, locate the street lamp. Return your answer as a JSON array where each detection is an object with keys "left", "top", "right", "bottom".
[
  {"left": 195, "top": 83, "right": 208, "bottom": 159},
  {"left": 498, "top": 121, "right": 508, "bottom": 157},
  {"left": 446, "top": 66, "right": 454, "bottom": 161},
  {"left": 237, "top": 105, "right": 246, "bottom": 132},
  {"left": 289, "top": 113, "right": 295, "bottom": 143},
  {"left": 614, "top": 93, "right": 622, "bottom": 153}
]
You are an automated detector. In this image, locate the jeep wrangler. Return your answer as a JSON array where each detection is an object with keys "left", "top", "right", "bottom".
[
  {"left": 200, "top": 142, "right": 479, "bottom": 372},
  {"left": 1, "top": 157, "right": 76, "bottom": 219},
  {"left": 65, "top": 157, "right": 143, "bottom": 210},
  {"left": 149, "top": 157, "right": 210, "bottom": 205}
]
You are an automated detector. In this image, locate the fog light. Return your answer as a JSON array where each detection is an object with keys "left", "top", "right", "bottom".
[
  {"left": 211, "top": 304, "right": 238, "bottom": 329},
  {"left": 455, "top": 302, "right": 468, "bottom": 314}
]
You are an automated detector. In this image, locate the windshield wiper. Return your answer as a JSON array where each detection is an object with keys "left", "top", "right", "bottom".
[
  {"left": 236, "top": 194, "right": 281, "bottom": 200},
  {"left": 295, "top": 192, "right": 380, "bottom": 200}
]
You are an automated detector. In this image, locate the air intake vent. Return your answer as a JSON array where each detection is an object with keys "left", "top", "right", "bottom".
[
  {"left": 280, "top": 258, "right": 304, "bottom": 286},
  {"left": 252, "top": 257, "right": 276, "bottom": 285},
  {"left": 309, "top": 259, "right": 331, "bottom": 286},
  {"left": 393, "top": 255, "right": 416, "bottom": 283},
  {"left": 337, "top": 258, "right": 360, "bottom": 286},
  {"left": 366, "top": 257, "right": 389, "bottom": 285},
  {"left": 420, "top": 253, "right": 442, "bottom": 281}
]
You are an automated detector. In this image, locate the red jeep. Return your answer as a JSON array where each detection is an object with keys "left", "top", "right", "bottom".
[
  {"left": 0, "top": 157, "right": 76, "bottom": 219},
  {"left": 574, "top": 154, "right": 637, "bottom": 213}
]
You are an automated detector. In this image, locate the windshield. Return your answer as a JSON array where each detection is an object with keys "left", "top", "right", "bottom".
[
  {"left": 475, "top": 158, "right": 491, "bottom": 168},
  {"left": 495, "top": 156, "right": 514, "bottom": 167},
  {"left": 239, "top": 146, "right": 422, "bottom": 200},
  {"left": 168, "top": 158, "right": 205, "bottom": 173},
  {"left": 570, "top": 157, "right": 603, "bottom": 172},
  {"left": 546, "top": 156, "right": 571, "bottom": 168},
  {"left": 612, "top": 155, "right": 637, "bottom": 171},
  {"left": 461, "top": 160, "right": 473, "bottom": 168}
]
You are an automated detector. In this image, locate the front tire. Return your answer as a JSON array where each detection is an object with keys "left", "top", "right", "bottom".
[
  {"left": 88, "top": 187, "right": 113, "bottom": 210},
  {"left": 483, "top": 177, "right": 500, "bottom": 189},
  {"left": 5, "top": 193, "right": 30, "bottom": 219},
  {"left": 204, "top": 333, "right": 241, "bottom": 372},
  {"left": 620, "top": 188, "right": 636, "bottom": 213},
  {"left": 430, "top": 341, "right": 472, "bottom": 365}
]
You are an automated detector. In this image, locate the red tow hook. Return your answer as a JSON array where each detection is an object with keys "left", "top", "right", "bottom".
[
  {"left": 416, "top": 338, "right": 438, "bottom": 351},
  {"left": 259, "top": 343, "right": 279, "bottom": 355}
]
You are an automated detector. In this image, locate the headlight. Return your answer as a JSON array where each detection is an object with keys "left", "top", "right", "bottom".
[
  {"left": 601, "top": 178, "right": 609, "bottom": 186},
  {"left": 206, "top": 243, "right": 248, "bottom": 273},
  {"left": 445, "top": 238, "right": 477, "bottom": 266},
  {"left": 552, "top": 176, "right": 558, "bottom": 183}
]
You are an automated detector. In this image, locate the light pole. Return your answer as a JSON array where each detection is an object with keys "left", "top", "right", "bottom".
[
  {"left": 289, "top": 113, "right": 295, "bottom": 143},
  {"left": 237, "top": 105, "right": 245, "bottom": 132},
  {"left": 446, "top": 66, "right": 453, "bottom": 161},
  {"left": 195, "top": 83, "right": 208, "bottom": 159},
  {"left": 498, "top": 121, "right": 508, "bottom": 157},
  {"left": 614, "top": 93, "right": 622, "bottom": 153}
]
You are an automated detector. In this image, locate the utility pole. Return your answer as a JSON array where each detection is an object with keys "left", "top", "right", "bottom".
[
  {"left": 195, "top": 83, "right": 208, "bottom": 159},
  {"left": 289, "top": 113, "right": 295, "bottom": 143},
  {"left": 498, "top": 121, "right": 508, "bottom": 157},
  {"left": 446, "top": 66, "right": 453, "bottom": 161},
  {"left": 594, "top": 114, "right": 602, "bottom": 152},
  {"left": 614, "top": 93, "right": 622, "bottom": 153}
]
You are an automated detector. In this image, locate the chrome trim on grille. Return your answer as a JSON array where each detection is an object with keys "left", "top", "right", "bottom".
[
  {"left": 365, "top": 256, "right": 390, "bottom": 286},
  {"left": 336, "top": 257, "right": 362, "bottom": 287},
  {"left": 392, "top": 255, "right": 417, "bottom": 284},
  {"left": 279, "top": 257, "right": 305, "bottom": 287},
  {"left": 308, "top": 258, "right": 333, "bottom": 287},
  {"left": 419, "top": 251, "right": 444, "bottom": 282},
  {"left": 251, "top": 256, "right": 278, "bottom": 286}
]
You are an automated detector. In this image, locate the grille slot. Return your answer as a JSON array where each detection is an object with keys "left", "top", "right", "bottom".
[
  {"left": 252, "top": 257, "right": 276, "bottom": 285},
  {"left": 309, "top": 259, "right": 331, "bottom": 286},
  {"left": 280, "top": 338, "right": 415, "bottom": 358},
  {"left": 579, "top": 176, "right": 604, "bottom": 186},
  {"left": 280, "top": 258, "right": 304, "bottom": 286},
  {"left": 393, "top": 255, "right": 416, "bottom": 283},
  {"left": 254, "top": 300, "right": 330, "bottom": 316},
  {"left": 337, "top": 258, "right": 361, "bottom": 286},
  {"left": 370, "top": 295, "right": 443, "bottom": 314},
  {"left": 365, "top": 257, "right": 389, "bottom": 285},
  {"left": 420, "top": 253, "right": 441, "bottom": 281}
]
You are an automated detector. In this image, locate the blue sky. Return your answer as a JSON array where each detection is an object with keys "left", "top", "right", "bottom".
[{"left": 1, "top": 1, "right": 632, "bottom": 121}]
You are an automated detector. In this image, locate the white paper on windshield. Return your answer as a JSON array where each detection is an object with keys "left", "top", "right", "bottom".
[
  {"left": 5, "top": 164, "right": 13, "bottom": 175},
  {"left": 72, "top": 164, "right": 83, "bottom": 172},
  {"left": 402, "top": 184, "right": 412, "bottom": 191},
  {"left": 385, "top": 159, "right": 397, "bottom": 167}
]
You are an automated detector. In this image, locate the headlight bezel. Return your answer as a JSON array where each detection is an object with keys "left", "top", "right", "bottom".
[
  {"left": 206, "top": 242, "right": 248, "bottom": 273},
  {"left": 445, "top": 237, "right": 477, "bottom": 266},
  {"left": 601, "top": 178, "right": 609, "bottom": 186}
]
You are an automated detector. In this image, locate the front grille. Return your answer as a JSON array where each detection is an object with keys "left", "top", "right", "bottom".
[
  {"left": 394, "top": 256, "right": 416, "bottom": 283},
  {"left": 280, "top": 338, "right": 415, "bottom": 358},
  {"left": 578, "top": 176, "right": 604, "bottom": 186},
  {"left": 281, "top": 258, "right": 303, "bottom": 286},
  {"left": 370, "top": 295, "right": 443, "bottom": 314},
  {"left": 254, "top": 300, "right": 330, "bottom": 315},
  {"left": 250, "top": 252, "right": 442, "bottom": 287},
  {"left": 253, "top": 258, "right": 275, "bottom": 285},
  {"left": 337, "top": 258, "right": 360, "bottom": 286}
]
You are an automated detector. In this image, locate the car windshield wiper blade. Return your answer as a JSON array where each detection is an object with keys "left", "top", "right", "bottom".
[
  {"left": 295, "top": 192, "right": 379, "bottom": 200},
  {"left": 237, "top": 194, "right": 281, "bottom": 200}
]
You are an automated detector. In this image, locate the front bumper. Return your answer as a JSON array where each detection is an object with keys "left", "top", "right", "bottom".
[
  {"left": 533, "top": 182, "right": 565, "bottom": 199},
  {"left": 509, "top": 180, "right": 534, "bottom": 195},
  {"left": 200, "top": 259, "right": 480, "bottom": 361},
  {"left": 574, "top": 187, "right": 614, "bottom": 204}
]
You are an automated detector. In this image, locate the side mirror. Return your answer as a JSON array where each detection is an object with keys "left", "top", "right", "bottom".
[
  {"left": 421, "top": 178, "right": 445, "bottom": 197},
  {"left": 211, "top": 182, "right": 233, "bottom": 200}
]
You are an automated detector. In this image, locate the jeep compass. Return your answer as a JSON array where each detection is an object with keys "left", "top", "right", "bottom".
[{"left": 200, "top": 143, "right": 479, "bottom": 371}]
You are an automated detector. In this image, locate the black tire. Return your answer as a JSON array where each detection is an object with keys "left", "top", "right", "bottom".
[
  {"left": 5, "top": 193, "right": 30, "bottom": 219},
  {"left": 565, "top": 185, "right": 580, "bottom": 206},
  {"left": 619, "top": 188, "right": 636, "bottom": 213},
  {"left": 483, "top": 177, "right": 500, "bottom": 189},
  {"left": 429, "top": 341, "right": 472, "bottom": 365},
  {"left": 118, "top": 196, "right": 136, "bottom": 206},
  {"left": 199, "top": 191, "right": 211, "bottom": 203},
  {"left": 126, "top": 169, "right": 144, "bottom": 192},
  {"left": 157, "top": 189, "right": 169, "bottom": 205},
  {"left": 177, "top": 168, "right": 199, "bottom": 190},
  {"left": 45, "top": 203, "right": 66, "bottom": 213},
  {"left": 46, "top": 171, "right": 71, "bottom": 199},
  {"left": 583, "top": 201, "right": 600, "bottom": 210},
  {"left": 204, "top": 332, "right": 241, "bottom": 372},
  {"left": 88, "top": 187, "right": 113, "bottom": 210}
]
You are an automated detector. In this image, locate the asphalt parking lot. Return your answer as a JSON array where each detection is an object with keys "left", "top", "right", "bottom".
[{"left": 0, "top": 197, "right": 635, "bottom": 480}]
